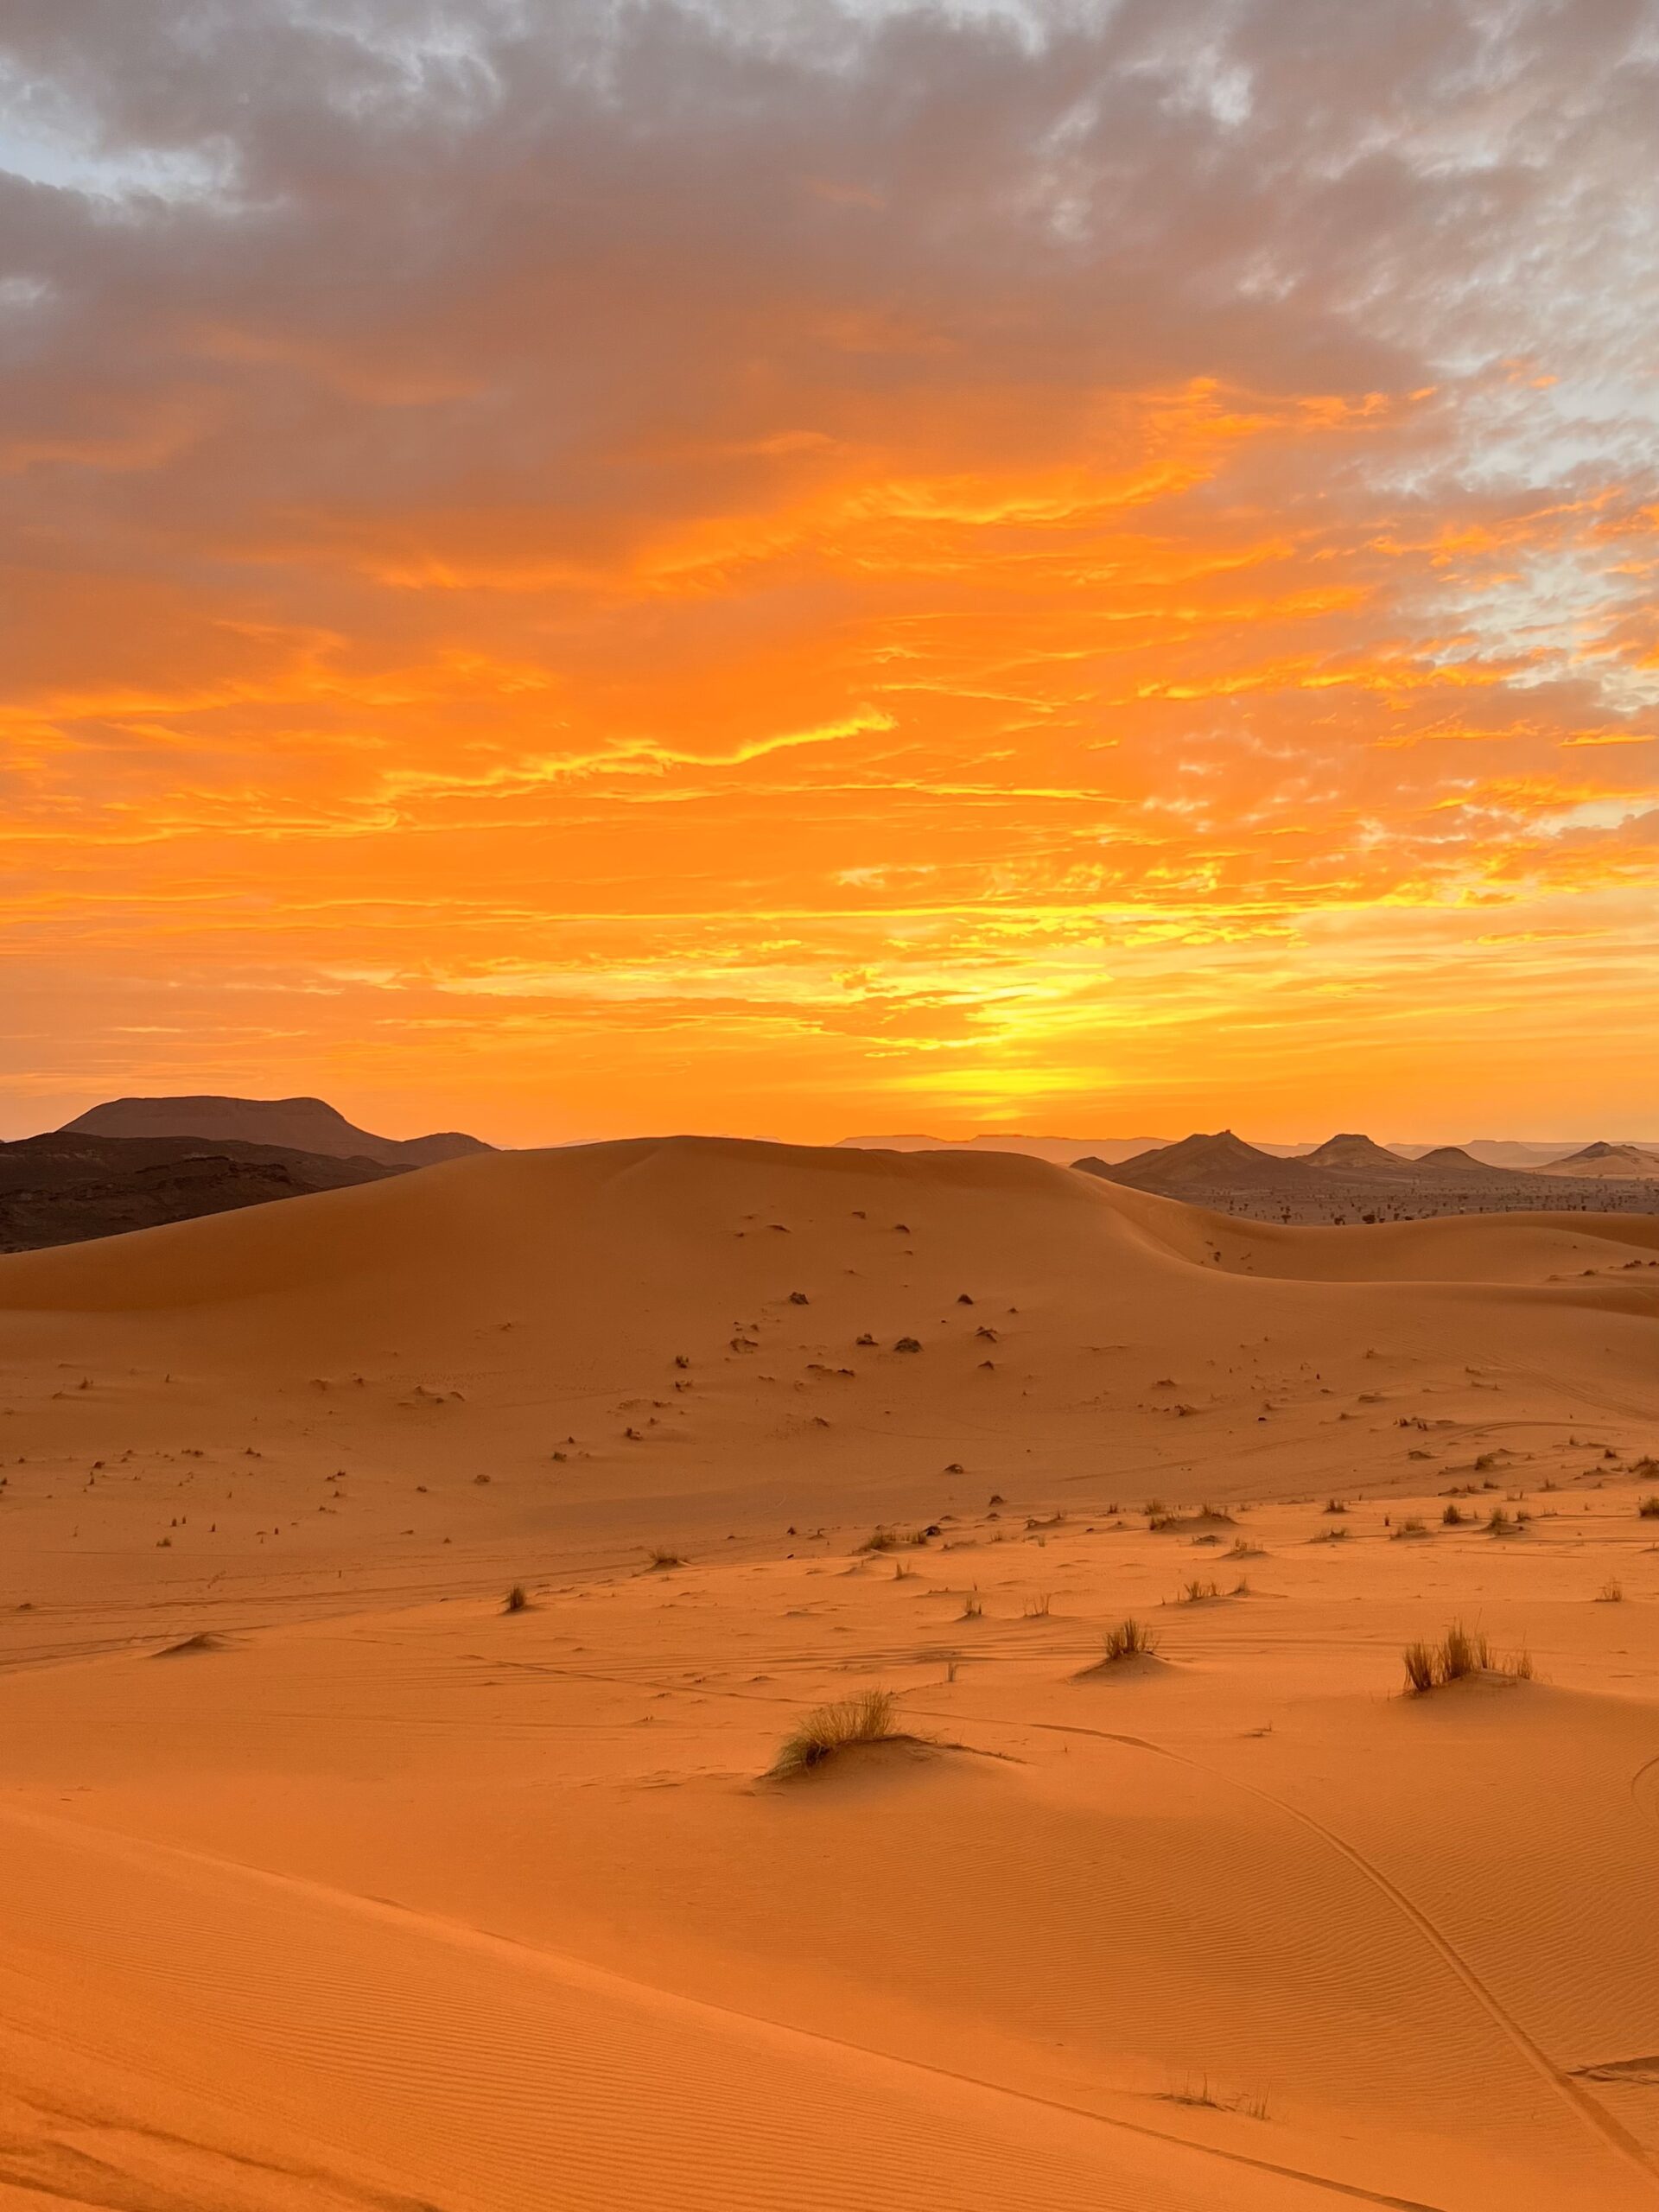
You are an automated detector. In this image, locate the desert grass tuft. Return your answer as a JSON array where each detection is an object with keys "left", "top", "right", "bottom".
[
  {"left": 1442, "top": 1502, "right": 1467, "bottom": 1526},
  {"left": 1178, "top": 1577, "right": 1220, "bottom": 1603},
  {"left": 1639, "top": 1496, "right": 1659, "bottom": 1519},
  {"left": 768, "top": 1689, "right": 903, "bottom": 1777},
  {"left": 645, "top": 1547, "right": 685, "bottom": 1570},
  {"left": 1023, "top": 1592, "right": 1052, "bottom": 1618},
  {"left": 1598, "top": 1579, "right": 1624, "bottom": 1603},
  {"left": 1402, "top": 1620, "right": 1533, "bottom": 1693},
  {"left": 1101, "top": 1617, "right": 1159, "bottom": 1662},
  {"left": 505, "top": 1583, "right": 529, "bottom": 1612}
]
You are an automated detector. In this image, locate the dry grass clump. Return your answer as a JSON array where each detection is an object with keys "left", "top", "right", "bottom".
[
  {"left": 646, "top": 1547, "right": 685, "bottom": 1570},
  {"left": 861, "top": 1524, "right": 929, "bottom": 1553},
  {"left": 1442, "top": 1502, "right": 1468, "bottom": 1526},
  {"left": 1639, "top": 1495, "right": 1659, "bottom": 1520},
  {"left": 1023, "top": 1592, "right": 1052, "bottom": 1618},
  {"left": 1402, "top": 1621, "right": 1534, "bottom": 1694},
  {"left": 504, "top": 1583, "right": 529, "bottom": 1612},
  {"left": 959, "top": 1590, "right": 983, "bottom": 1619},
  {"left": 1486, "top": 1507, "right": 1531, "bottom": 1536},
  {"left": 1598, "top": 1580, "right": 1624, "bottom": 1604},
  {"left": 769, "top": 1689, "right": 905, "bottom": 1777},
  {"left": 1323, "top": 1498, "right": 1349, "bottom": 1516},
  {"left": 1101, "top": 1617, "right": 1159, "bottom": 1662},
  {"left": 1178, "top": 1577, "right": 1221, "bottom": 1603},
  {"left": 1392, "top": 1517, "right": 1427, "bottom": 1540}
]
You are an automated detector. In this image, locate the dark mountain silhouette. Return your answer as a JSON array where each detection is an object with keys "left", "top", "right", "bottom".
[
  {"left": 1073, "top": 1127, "right": 1659, "bottom": 1225},
  {"left": 59, "top": 1095, "right": 491, "bottom": 1168},
  {"left": 0, "top": 1133, "right": 397, "bottom": 1252}
]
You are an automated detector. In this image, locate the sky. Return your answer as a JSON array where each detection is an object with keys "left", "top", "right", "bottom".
[{"left": 3, "top": 0, "right": 1657, "bottom": 1147}]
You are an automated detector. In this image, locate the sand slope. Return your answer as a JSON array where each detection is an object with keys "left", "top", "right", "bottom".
[{"left": 2, "top": 1138, "right": 1658, "bottom": 2209}]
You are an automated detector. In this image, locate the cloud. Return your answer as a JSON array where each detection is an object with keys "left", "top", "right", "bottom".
[{"left": 1, "top": 0, "right": 1656, "bottom": 1137}]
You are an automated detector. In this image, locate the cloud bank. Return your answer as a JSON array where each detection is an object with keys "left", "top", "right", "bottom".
[{"left": 3, "top": 0, "right": 1656, "bottom": 1137}]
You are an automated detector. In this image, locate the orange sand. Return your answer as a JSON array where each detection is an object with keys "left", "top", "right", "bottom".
[{"left": 2, "top": 1138, "right": 1657, "bottom": 2209}]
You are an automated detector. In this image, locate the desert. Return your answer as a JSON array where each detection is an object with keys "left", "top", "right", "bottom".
[
  {"left": 3, "top": 1134, "right": 1659, "bottom": 2210},
  {"left": 8, "top": 3, "right": 1659, "bottom": 2205}
]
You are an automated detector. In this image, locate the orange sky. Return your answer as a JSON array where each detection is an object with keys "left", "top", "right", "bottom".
[{"left": 3, "top": 3, "right": 1656, "bottom": 1145}]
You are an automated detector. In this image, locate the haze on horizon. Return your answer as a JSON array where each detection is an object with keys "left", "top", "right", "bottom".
[{"left": 3, "top": 0, "right": 1657, "bottom": 1149}]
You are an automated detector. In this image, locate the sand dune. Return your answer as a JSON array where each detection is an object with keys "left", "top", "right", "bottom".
[{"left": 3, "top": 1137, "right": 1658, "bottom": 2209}]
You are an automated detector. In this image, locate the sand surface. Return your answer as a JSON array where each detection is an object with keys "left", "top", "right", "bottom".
[{"left": 2, "top": 1136, "right": 1658, "bottom": 2209}]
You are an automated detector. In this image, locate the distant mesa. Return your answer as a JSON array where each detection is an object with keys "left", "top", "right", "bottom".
[
  {"left": 1302, "top": 1132, "right": 1406, "bottom": 1173},
  {"left": 0, "top": 1130, "right": 398, "bottom": 1254},
  {"left": 59, "top": 1095, "right": 492, "bottom": 1170},
  {"left": 2, "top": 1094, "right": 495, "bottom": 1253}
]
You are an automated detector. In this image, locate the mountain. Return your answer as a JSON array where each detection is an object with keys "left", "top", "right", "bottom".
[
  {"left": 837, "top": 1132, "right": 1170, "bottom": 1166},
  {"left": 1536, "top": 1141, "right": 1659, "bottom": 1179},
  {"left": 1077, "top": 1129, "right": 1324, "bottom": 1192},
  {"left": 1302, "top": 1133, "right": 1408, "bottom": 1173},
  {"left": 1391, "top": 1138, "right": 1645, "bottom": 1168},
  {"left": 59, "top": 1095, "right": 491, "bottom": 1168},
  {"left": 0, "top": 1132, "right": 397, "bottom": 1252},
  {"left": 1412, "top": 1145, "right": 1505, "bottom": 1177}
]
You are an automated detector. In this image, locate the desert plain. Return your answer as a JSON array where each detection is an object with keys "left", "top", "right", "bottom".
[{"left": 2, "top": 1135, "right": 1659, "bottom": 2211}]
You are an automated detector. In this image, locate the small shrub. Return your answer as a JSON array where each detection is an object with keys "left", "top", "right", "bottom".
[
  {"left": 646, "top": 1547, "right": 684, "bottom": 1570},
  {"left": 1442, "top": 1503, "right": 1466, "bottom": 1526},
  {"left": 1402, "top": 1621, "right": 1533, "bottom": 1693},
  {"left": 1024, "top": 1592, "right": 1052, "bottom": 1618},
  {"left": 1102, "top": 1618, "right": 1158, "bottom": 1662},
  {"left": 1324, "top": 1498, "right": 1348, "bottom": 1516},
  {"left": 960, "top": 1591, "right": 982, "bottom": 1619},
  {"left": 1598, "top": 1580, "right": 1624, "bottom": 1603},
  {"left": 1392, "top": 1517, "right": 1427, "bottom": 1540},
  {"left": 769, "top": 1689, "right": 899, "bottom": 1777},
  {"left": 505, "top": 1584, "right": 528, "bottom": 1612},
  {"left": 1639, "top": 1496, "right": 1659, "bottom": 1519}
]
